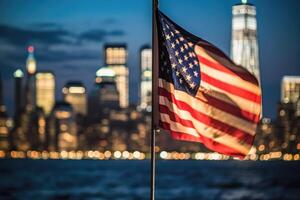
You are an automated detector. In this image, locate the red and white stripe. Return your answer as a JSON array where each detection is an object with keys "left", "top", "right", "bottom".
[{"left": 158, "top": 43, "right": 261, "bottom": 159}]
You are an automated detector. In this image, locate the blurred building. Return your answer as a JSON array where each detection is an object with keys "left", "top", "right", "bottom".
[
  {"left": 255, "top": 118, "right": 278, "bottom": 154},
  {"left": 35, "top": 71, "right": 55, "bottom": 116},
  {"left": 25, "top": 45, "right": 36, "bottom": 111},
  {"left": 276, "top": 102, "right": 297, "bottom": 152},
  {"left": 281, "top": 76, "right": 300, "bottom": 104},
  {"left": 89, "top": 67, "right": 119, "bottom": 119},
  {"left": 52, "top": 102, "right": 77, "bottom": 151},
  {"left": 104, "top": 44, "right": 128, "bottom": 108},
  {"left": 14, "top": 69, "right": 24, "bottom": 115},
  {"left": 12, "top": 46, "right": 40, "bottom": 151},
  {"left": 63, "top": 81, "right": 87, "bottom": 116},
  {"left": 0, "top": 74, "right": 9, "bottom": 150},
  {"left": 139, "top": 46, "right": 152, "bottom": 112},
  {"left": 231, "top": 0, "right": 260, "bottom": 82}
]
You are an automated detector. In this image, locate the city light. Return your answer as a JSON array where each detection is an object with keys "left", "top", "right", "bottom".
[
  {"left": 0, "top": 0, "right": 298, "bottom": 165},
  {"left": 13, "top": 69, "right": 24, "bottom": 78},
  {"left": 96, "top": 67, "right": 116, "bottom": 77}
]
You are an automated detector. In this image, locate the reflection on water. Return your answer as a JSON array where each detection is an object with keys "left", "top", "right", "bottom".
[{"left": 0, "top": 160, "right": 300, "bottom": 200}]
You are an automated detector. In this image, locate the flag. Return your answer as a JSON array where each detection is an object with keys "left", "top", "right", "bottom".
[{"left": 157, "top": 11, "right": 262, "bottom": 159}]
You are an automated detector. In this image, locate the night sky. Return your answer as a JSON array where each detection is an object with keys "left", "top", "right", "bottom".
[{"left": 0, "top": 0, "right": 299, "bottom": 119}]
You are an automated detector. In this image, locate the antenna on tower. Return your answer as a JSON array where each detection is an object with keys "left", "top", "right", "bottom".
[{"left": 242, "top": 0, "right": 248, "bottom": 4}]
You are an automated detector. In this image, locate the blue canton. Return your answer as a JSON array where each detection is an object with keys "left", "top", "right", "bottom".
[{"left": 158, "top": 12, "right": 201, "bottom": 96}]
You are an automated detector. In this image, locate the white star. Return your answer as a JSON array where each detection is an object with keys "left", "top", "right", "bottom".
[
  {"left": 165, "top": 34, "right": 171, "bottom": 40},
  {"left": 175, "top": 30, "right": 180, "bottom": 34},
  {"left": 194, "top": 71, "right": 198, "bottom": 77},
  {"left": 184, "top": 44, "right": 189, "bottom": 49},
  {"left": 179, "top": 37, "right": 184, "bottom": 41},
  {"left": 188, "top": 42, "right": 193, "bottom": 47},
  {"left": 170, "top": 32, "right": 174, "bottom": 37},
  {"left": 180, "top": 47, "right": 185, "bottom": 52},
  {"left": 175, "top": 51, "right": 179, "bottom": 56},
  {"left": 176, "top": 71, "right": 180, "bottom": 77},
  {"left": 182, "top": 67, "right": 187, "bottom": 73},
  {"left": 171, "top": 63, "right": 176, "bottom": 69},
  {"left": 184, "top": 55, "right": 189, "bottom": 61},
  {"left": 189, "top": 63, "right": 193, "bottom": 69},
  {"left": 186, "top": 74, "right": 192, "bottom": 81},
  {"left": 171, "top": 43, "right": 175, "bottom": 48},
  {"left": 194, "top": 60, "right": 199, "bottom": 65},
  {"left": 178, "top": 59, "right": 183, "bottom": 64},
  {"left": 190, "top": 82, "right": 196, "bottom": 89},
  {"left": 176, "top": 39, "right": 180, "bottom": 44},
  {"left": 179, "top": 78, "right": 183, "bottom": 84}
]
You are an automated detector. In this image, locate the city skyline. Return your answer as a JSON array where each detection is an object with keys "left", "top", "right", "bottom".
[{"left": 0, "top": 0, "right": 300, "bottom": 118}]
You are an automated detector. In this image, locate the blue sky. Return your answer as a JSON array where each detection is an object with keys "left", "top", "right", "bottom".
[{"left": 0, "top": 0, "right": 299, "bottom": 118}]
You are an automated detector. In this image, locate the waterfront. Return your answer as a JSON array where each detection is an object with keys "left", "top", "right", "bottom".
[{"left": 0, "top": 160, "right": 300, "bottom": 200}]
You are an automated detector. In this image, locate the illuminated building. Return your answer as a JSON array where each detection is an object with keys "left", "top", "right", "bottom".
[
  {"left": 0, "top": 75, "right": 9, "bottom": 150},
  {"left": 104, "top": 44, "right": 128, "bottom": 108},
  {"left": 25, "top": 45, "right": 37, "bottom": 111},
  {"left": 276, "top": 76, "right": 300, "bottom": 153},
  {"left": 231, "top": 0, "right": 260, "bottom": 82},
  {"left": 139, "top": 46, "right": 152, "bottom": 111},
  {"left": 277, "top": 102, "right": 295, "bottom": 152},
  {"left": 26, "top": 46, "right": 36, "bottom": 75},
  {"left": 36, "top": 107, "right": 46, "bottom": 150},
  {"left": 89, "top": 67, "right": 119, "bottom": 120},
  {"left": 254, "top": 118, "right": 279, "bottom": 154},
  {"left": 95, "top": 67, "right": 119, "bottom": 108},
  {"left": 281, "top": 76, "right": 300, "bottom": 104},
  {"left": 63, "top": 81, "right": 87, "bottom": 116},
  {"left": 53, "top": 102, "right": 77, "bottom": 151},
  {"left": 35, "top": 71, "right": 55, "bottom": 115}
]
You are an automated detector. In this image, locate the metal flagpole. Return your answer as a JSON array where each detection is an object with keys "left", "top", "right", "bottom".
[{"left": 151, "top": 0, "right": 159, "bottom": 199}]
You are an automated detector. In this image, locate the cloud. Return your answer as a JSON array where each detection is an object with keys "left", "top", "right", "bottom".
[
  {"left": 0, "top": 24, "right": 74, "bottom": 46},
  {"left": 29, "top": 22, "right": 63, "bottom": 30},
  {"left": 37, "top": 49, "right": 100, "bottom": 62},
  {"left": 79, "top": 29, "right": 125, "bottom": 42},
  {"left": 0, "top": 23, "right": 125, "bottom": 48}
]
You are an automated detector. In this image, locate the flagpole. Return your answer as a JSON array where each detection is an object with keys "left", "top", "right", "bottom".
[{"left": 151, "top": 0, "right": 159, "bottom": 199}]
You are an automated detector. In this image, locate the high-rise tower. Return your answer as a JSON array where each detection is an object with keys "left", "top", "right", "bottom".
[
  {"left": 13, "top": 69, "right": 24, "bottom": 115},
  {"left": 35, "top": 71, "right": 55, "bottom": 115},
  {"left": 104, "top": 44, "right": 128, "bottom": 108},
  {"left": 231, "top": 0, "right": 260, "bottom": 82},
  {"left": 25, "top": 45, "right": 37, "bottom": 111},
  {"left": 281, "top": 76, "right": 300, "bottom": 104},
  {"left": 139, "top": 46, "right": 152, "bottom": 111}
]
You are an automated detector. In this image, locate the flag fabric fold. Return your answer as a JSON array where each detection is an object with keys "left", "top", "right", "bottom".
[{"left": 157, "top": 11, "right": 262, "bottom": 159}]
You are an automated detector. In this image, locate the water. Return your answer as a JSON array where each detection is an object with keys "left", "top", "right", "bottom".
[{"left": 0, "top": 160, "right": 300, "bottom": 200}]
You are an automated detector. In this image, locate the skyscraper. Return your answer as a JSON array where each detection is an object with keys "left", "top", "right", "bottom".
[
  {"left": 25, "top": 45, "right": 37, "bottom": 111},
  {"left": 63, "top": 81, "right": 87, "bottom": 116},
  {"left": 281, "top": 76, "right": 300, "bottom": 104},
  {"left": 104, "top": 44, "right": 128, "bottom": 108},
  {"left": 231, "top": 0, "right": 260, "bottom": 82},
  {"left": 35, "top": 71, "right": 55, "bottom": 115},
  {"left": 139, "top": 46, "right": 152, "bottom": 111},
  {"left": 95, "top": 67, "right": 119, "bottom": 106},
  {"left": 13, "top": 69, "right": 24, "bottom": 115}
]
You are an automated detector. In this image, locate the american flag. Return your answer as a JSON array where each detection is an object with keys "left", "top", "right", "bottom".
[{"left": 157, "top": 11, "right": 262, "bottom": 159}]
